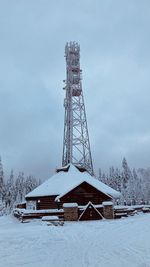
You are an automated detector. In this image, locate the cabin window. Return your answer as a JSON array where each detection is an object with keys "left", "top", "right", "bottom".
[{"left": 26, "top": 201, "right": 36, "bottom": 210}]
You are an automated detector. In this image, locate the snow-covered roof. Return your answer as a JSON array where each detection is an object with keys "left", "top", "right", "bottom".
[{"left": 26, "top": 164, "right": 121, "bottom": 199}]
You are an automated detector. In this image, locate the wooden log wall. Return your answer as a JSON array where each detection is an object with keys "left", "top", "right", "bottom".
[
  {"left": 60, "top": 182, "right": 111, "bottom": 206},
  {"left": 26, "top": 196, "right": 58, "bottom": 210}
]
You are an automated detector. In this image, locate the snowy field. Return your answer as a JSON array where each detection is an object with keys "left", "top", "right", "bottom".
[{"left": 0, "top": 214, "right": 150, "bottom": 267}]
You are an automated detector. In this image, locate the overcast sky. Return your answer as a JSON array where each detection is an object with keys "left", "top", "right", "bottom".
[{"left": 1, "top": 0, "right": 150, "bottom": 180}]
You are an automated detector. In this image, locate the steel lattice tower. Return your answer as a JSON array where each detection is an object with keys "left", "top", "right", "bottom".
[{"left": 62, "top": 42, "right": 94, "bottom": 176}]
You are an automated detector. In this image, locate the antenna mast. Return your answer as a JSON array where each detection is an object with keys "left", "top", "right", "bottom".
[{"left": 62, "top": 42, "right": 94, "bottom": 175}]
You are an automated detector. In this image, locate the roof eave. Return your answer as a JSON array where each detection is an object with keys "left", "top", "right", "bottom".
[{"left": 55, "top": 180, "right": 114, "bottom": 202}]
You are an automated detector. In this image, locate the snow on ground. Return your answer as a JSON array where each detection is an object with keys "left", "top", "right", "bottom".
[{"left": 0, "top": 214, "right": 150, "bottom": 267}]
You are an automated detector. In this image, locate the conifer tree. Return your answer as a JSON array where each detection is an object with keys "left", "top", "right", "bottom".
[
  {"left": 0, "top": 156, "right": 5, "bottom": 202},
  {"left": 6, "top": 169, "right": 15, "bottom": 208},
  {"left": 98, "top": 168, "right": 102, "bottom": 181},
  {"left": 15, "top": 172, "right": 25, "bottom": 203},
  {"left": 122, "top": 157, "right": 132, "bottom": 189}
]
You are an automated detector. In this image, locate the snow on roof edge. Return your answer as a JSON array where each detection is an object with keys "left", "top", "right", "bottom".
[
  {"left": 55, "top": 180, "right": 113, "bottom": 201},
  {"left": 25, "top": 164, "right": 121, "bottom": 199}
]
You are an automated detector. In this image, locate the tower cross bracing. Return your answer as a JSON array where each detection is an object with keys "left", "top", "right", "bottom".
[{"left": 62, "top": 42, "right": 94, "bottom": 176}]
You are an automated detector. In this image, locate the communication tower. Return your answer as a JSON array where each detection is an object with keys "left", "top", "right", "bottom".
[{"left": 62, "top": 42, "right": 94, "bottom": 175}]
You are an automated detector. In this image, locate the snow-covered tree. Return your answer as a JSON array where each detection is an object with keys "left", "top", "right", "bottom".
[
  {"left": 25, "top": 176, "right": 38, "bottom": 195},
  {"left": 98, "top": 158, "right": 150, "bottom": 205},
  {"left": 15, "top": 172, "right": 25, "bottom": 203},
  {"left": 100, "top": 172, "right": 108, "bottom": 185},
  {"left": 137, "top": 168, "right": 150, "bottom": 204},
  {"left": 107, "top": 166, "right": 115, "bottom": 188},
  {"left": 98, "top": 168, "right": 102, "bottom": 181},
  {"left": 125, "top": 168, "right": 136, "bottom": 205},
  {"left": 114, "top": 168, "right": 122, "bottom": 192},
  {"left": 5, "top": 169, "right": 15, "bottom": 209},
  {"left": 122, "top": 157, "right": 132, "bottom": 190},
  {"left": 0, "top": 157, "right": 5, "bottom": 202}
]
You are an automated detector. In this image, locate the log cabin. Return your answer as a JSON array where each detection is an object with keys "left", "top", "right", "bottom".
[{"left": 25, "top": 164, "right": 120, "bottom": 214}]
